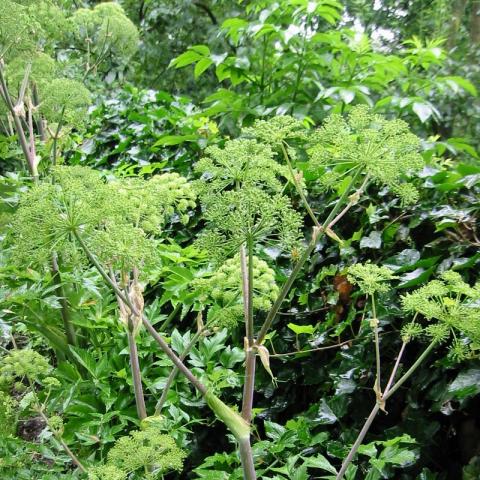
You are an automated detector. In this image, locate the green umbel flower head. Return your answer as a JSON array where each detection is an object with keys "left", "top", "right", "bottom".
[
  {"left": 194, "top": 128, "right": 303, "bottom": 261},
  {"left": 10, "top": 166, "right": 112, "bottom": 267},
  {"left": 401, "top": 271, "right": 480, "bottom": 359},
  {"left": 39, "top": 78, "right": 91, "bottom": 126},
  {"left": 71, "top": 2, "right": 139, "bottom": 63},
  {"left": 194, "top": 139, "right": 288, "bottom": 195},
  {"left": 6, "top": 52, "right": 56, "bottom": 91},
  {"left": 0, "top": 1, "right": 41, "bottom": 61},
  {"left": 111, "top": 173, "right": 196, "bottom": 233},
  {"left": 0, "top": 349, "right": 51, "bottom": 385},
  {"left": 243, "top": 115, "right": 309, "bottom": 146},
  {"left": 347, "top": 262, "right": 396, "bottom": 295},
  {"left": 196, "top": 254, "right": 279, "bottom": 328},
  {"left": 106, "top": 427, "right": 186, "bottom": 475},
  {"left": 310, "top": 105, "right": 424, "bottom": 204},
  {"left": 88, "top": 465, "right": 126, "bottom": 480},
  {"left": 197, "top": 187, "right": 302, "bottom": 262},
  {"left": 9, "top": 166, "right": 196, "bottom": 272}
]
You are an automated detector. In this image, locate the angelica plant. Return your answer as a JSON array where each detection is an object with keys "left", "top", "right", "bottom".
[
  {"left": 71, "top": 2, "right": 139, "bottom": 77},
  {"left": 0, "top": 1, "right": 139, "bottom": 176},
  {"left": 0, "top": 347, "right": 86, "bottom": 473},
  {"left": 9, "top": 165, "right": 198, "bottom": 420},
  {"left": 310, "top": 105, "right": 424, "bottom": 204},
  {"left": 336, "top": 268, "right": 480, "bottom": 479},
  {"left": 8, "top": 163, "right": 254, "bottom": 460},
  {"left": 192, "top": 108, "right": 425, "bottom": 480},
  {"left": 89, "top": 427, "right": 186, "bottom": 480}
]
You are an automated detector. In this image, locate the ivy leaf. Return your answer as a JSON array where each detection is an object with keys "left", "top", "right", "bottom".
[
  {"left": 383, "top": 249, "right": 421, "bottom": 272},
  {"left": 360, "top": 231, "right": 382, "bottom": 249},
  {"left": 303, "top": 454, "right": 337, "bottom": 474},
  {"left": 287, "top": 323, "right": 315, "bottom": 335},
  {"left": 412, "top": 102, "right": 433, "bottom": 123},
  {"left": 448, "top": 368, "right": 480, "bottom": 399}
]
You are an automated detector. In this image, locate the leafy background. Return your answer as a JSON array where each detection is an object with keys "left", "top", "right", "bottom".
[{"left": 1, "top": 0, "right": 479, "bottom": 479}]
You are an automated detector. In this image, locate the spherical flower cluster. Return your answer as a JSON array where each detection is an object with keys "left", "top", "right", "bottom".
[
  {"left": 347, "top": 262, "right": 396, "bottom": 295},
  {"left": 48, "top": 415, "right": 64, "bottom": 435},
  {"left": 88, "top": 464, "right": 126, "bottom": 480},
  {"left": 9, "top": 166, "right": 196, "bottom": 273},
  {"left": 0, "top": 349, "right": 51, "bottom": 385},
  {"left": 401, "top": 271, "right": 480, "bottom": 359},
  {"left": 101, "top": 427, "right": 186, "bottom": 476},
  {"left": 39, "top": 78, "right": 91, "bottom": 126},
  {"left": 71, "top": 2, "right": 139, "bottom": 63},
  {"left": 0, "top": 1, "right": 41, "bottom": 61},
  {"left": 112, "top": 172, "right": 196, "bottom": 233},
  {"left": 309, "top": 105, "right": 424, "bottom": 204},
  {"left": 243, "top": 115, "right": 309, "bottom": 145},
  {"left": 196, "top": 255, "right": 279, "bottom": 329},
  {"left": 6, "top": 52, "right": 56, "bottom": 91}
]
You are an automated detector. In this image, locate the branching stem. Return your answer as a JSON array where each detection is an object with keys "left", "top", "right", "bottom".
[
  {"left": 336, "top": 340, "right": 436, "bottom": 480},
  {"left": 281, "top": 141, "right": 320, "bottom": 228},
  {"left": 371, "top": 294, "right": 381, "bottom": 395},
  {"left": 257, "top": 167, "right": 363, "bottom": 344},
  {"left": 155, "top": 328, "right": 204, "bottom": 415},
  {"left": 73, "top": 230, "right": 208, "bottom": 396}
]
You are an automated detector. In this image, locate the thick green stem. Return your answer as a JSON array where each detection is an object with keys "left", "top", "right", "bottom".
[
  {"left": 336, "top": 340, "right": 436, "bottom": 480},
  {"left": 281, "top": 141, "right": 320, "bottom": 228},
  {"left": 257, "top": 167, "right": 363, "bottom": 345},
  {"left": 241, "top": 238, "right": 256, "bottom": 422},
  {"left": 155, "top": 329, "right": 203, "bottom": 415},
  {"left": 239, "top": 241, "right": 257, "bottom": 475},
  {"left": 73, "top": 230, "right": 208, "bottom": 395},
  {"left": 127, "top": 328, "right": 147, "bottom": 420},
  {"left": 0, "top": 62, "right": 37, "bottom": 178},
  {"left": 239, "top": 437, "right": 257, "bottom": 480},
  {"left": 371, "top": 294, "right": 381, "bottom": 393},
  {"left": 51, "top": 253, "right": 77, "bottom": 346},
  {"left": 246, "top": 238, "right": 254, "bottom": 343},
  {"left": 241, "top": 350, "right": 256, "bottom": 423},
  {"left": 109, "top": 269, "right": 147, "bottom": 420}
]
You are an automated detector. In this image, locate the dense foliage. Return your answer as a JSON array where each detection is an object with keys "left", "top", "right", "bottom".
[{"left": 0, "top": 1, "right": 479, "bottom": 480}]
